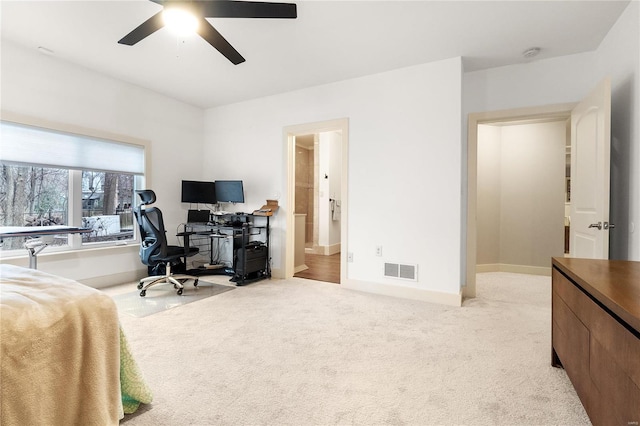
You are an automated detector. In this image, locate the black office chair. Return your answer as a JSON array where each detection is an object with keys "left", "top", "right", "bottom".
[{"left": 133, "top": 189, "right": 199, "bottom": 297}]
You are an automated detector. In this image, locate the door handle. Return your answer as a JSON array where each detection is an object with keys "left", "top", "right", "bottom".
[{"left": 589, "top": 222, "right": 602, "bottom": 230}]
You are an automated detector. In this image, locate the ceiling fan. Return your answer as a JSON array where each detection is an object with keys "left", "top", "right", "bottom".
[{"left": 118, "top": 0, "right": 297, "bottom": 65}]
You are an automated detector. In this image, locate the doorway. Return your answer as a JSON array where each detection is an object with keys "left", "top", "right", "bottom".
[
  {"left": 292, "top": 131, "right": 342, "bottom": 283},
  {"left": 283, "top": 118, "right": 349, "bottom": 284},
  {"left": 465, "top": 103, "right": 575, "bottom": 298},
  {"left": 476, "top": 119, "right": 569, "bottom": 275}
]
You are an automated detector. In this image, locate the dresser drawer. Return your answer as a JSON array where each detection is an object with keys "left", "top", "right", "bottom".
[
  {"left": 554, "top": 268, "right": 640, "bottom": 389},
  {"left": 552, "top": 269, "right": 594, "bottom": 324},
  {"left": 588, "top": 295, "right": 640, "bottom": 390},
  {"left": 552, "top": 289, "right": 591, "bottom": 403},
  {"left": 590, "top": 336, "right": 640, "bottom": 425}
]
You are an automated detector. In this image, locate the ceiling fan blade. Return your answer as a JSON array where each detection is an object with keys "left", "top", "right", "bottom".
[
  {"left": 198, "top": 1, "right": 297, "bottom": 19},
  {"left": 197, "top": 17, "right": 245, "bottom": 65},
  {"left": 118, "top": 11, "right": 165, "bottom": 45}
]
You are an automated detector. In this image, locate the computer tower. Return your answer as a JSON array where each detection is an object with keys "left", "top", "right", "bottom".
[{"left": 235, "top": 244, "right": 267, "bottom": 276}]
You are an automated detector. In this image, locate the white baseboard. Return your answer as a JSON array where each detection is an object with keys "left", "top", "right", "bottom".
[
  {"left": 341, "top": 278, "right": 462, "bottom": 307},
  {"left": 476, "top": 264, "right": 500, "bottom": 273},
  {"left": 476, "top": 263, "right": 551, "bottom": 276},
  {"left": 305, "top": 243, "right": 341, "bottom": 256},
  {"left": 294, "top": 264, "right": 309, "bottom": 273},
  {"left": 325, "top": 243, "right": 341, "bottom": 255},
  {"left": 271, "top": 267, "right": 284, "bottom": 279},
  {"left": 1, "top": 249, "right": 145, "bottom": 289}
]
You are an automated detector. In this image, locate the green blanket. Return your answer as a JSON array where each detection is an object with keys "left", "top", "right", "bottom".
[{"left": 119, "top": 327, "right": 154, "bottom": 415}]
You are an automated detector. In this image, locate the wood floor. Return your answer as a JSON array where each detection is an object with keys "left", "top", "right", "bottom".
[{"left": 294, "top": 252, "right": 340, "bottom": 284}]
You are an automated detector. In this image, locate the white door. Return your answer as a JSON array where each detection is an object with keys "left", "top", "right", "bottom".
[{"left": 570, "top": 78, "right": 611, "bottom": 258}]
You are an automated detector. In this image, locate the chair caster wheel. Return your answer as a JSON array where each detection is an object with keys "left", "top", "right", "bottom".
[
  {"left": 137, "top": 283, "right": 143, "bottom": 290},
  {"left": 177, "top": 288, "right": 183, "bottom": 296},
  {"left": 140, "top": 290, "right": 146, "bottom": 297},
  {"left": 194, "top": 279, "right": 199, "bottom": 287}
]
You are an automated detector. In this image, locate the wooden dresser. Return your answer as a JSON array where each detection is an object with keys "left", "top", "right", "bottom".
[{"left": 551, "top": 257, "right": 640, "bottom": 425}]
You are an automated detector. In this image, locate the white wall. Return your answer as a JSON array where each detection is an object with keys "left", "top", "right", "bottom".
[
  {"left": 1, "top": 40, "right": 204, "bottom": 286},
  {"left": 476, "top": 125, "right": 502, "bottom": 265},
  {"left": 594, "top": 0, "right": 640, "bottom": 260},
  {"left": 204, "top": 57, "right": 463, "bottom": 304},
  {"left": 318, "top": 130, "right": 342, "bottom": 249},
  {"left": 464, "top": 1, "right": 640, "bottom": 262},
  {"left": 477, "top": 122, "right": 566, "bottom": 272},
  {"left": 500, "top": 122, "right": 566, "bottom": 268}
]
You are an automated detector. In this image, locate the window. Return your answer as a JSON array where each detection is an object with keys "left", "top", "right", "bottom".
[
  {"left": 81, "top": 170, "right": 136, "bottom": 244},
  {"left": 0, "top": 120, "right": 146, "bottom": 253}
]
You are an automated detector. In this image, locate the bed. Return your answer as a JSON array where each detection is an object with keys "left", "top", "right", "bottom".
[{"left": 0, "top": 264, "right": 152, "bottom": 425}]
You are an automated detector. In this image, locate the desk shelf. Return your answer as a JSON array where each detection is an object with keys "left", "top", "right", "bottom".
[{"left": 182, "top": 214, "right": 270, "bottom": 285}]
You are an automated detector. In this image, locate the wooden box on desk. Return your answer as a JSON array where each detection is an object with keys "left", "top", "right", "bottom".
[{"left": 253, "top": 200, "right": 279, "bottom": 216}]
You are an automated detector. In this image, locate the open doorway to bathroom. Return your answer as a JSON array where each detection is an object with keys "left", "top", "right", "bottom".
[
  {"left": 293, "top": 131, "right": 343, "bottom": 284},
  {"left": 283, "top": 118, "right": 348, "bottom": 285}
]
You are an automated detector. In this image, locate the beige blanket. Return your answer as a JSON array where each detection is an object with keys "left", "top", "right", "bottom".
[{"left": 1, "top": 264, "right": 150, "bottom": 426}]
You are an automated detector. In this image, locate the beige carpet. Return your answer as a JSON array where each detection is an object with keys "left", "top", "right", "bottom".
[{"left": 102, "top": 272, "right": 590, "bottom": 425}]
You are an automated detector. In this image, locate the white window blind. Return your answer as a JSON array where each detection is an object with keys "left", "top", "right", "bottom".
[{"left": 0, "top": 121, "right": 145, "bottom": 175}]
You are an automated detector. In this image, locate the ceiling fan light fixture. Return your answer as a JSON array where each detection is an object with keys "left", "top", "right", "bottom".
[
  {"left": 163, "top": 7, "right": 199, "bottom": 37},
  {"left": 119, "top": 0, "right": 297, "bottom": 64}
]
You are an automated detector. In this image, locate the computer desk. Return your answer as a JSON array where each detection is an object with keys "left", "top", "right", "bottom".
[
  {"left": 178, "top": 224, "right": 248, "bottom": 269},
  {"left": 180, "top": 214, "right": 271, "bottom": 285},
  {"left": 0, "top": 225, "right": 92, "bottom": 269}
]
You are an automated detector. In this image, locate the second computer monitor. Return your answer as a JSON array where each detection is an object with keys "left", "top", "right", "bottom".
[{"left": 214, "top": 180, "right": 244, "bottom": 203}]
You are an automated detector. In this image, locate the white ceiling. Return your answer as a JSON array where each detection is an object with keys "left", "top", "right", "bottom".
[{"left": 1, "top": 0, "right": 630, "bottom": 109}]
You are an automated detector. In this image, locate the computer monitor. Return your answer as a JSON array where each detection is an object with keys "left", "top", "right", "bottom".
[
  {"left": 214, "top": 180, "right": 244, "bottom": 203},
  {"left": 181, "top": 180, "right": 216, "bottom": 204},
  {"left": 187, "top": 209, "right": 210, "bottom": 224}
]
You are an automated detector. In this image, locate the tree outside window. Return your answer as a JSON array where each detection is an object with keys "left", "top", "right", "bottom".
[
  {"left": 81, "top": 170, "right": 135, "bottom": 243},
  {"left": 0, "top": 165, "right": 68, "bottom": 250},
  {"left": 0, "top": 164, "right": 135, "bottom": 251}
]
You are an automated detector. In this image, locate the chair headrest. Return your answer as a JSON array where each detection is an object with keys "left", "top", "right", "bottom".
[{"left": 136, "top": 190, "right": 156, "bottom": 205}]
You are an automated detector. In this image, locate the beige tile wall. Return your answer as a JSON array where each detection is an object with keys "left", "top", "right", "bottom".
[{"left": 295, "top": 146, "right": 314, "bottom": 244}]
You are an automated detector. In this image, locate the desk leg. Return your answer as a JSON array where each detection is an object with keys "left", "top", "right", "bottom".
[
  {"left": 183, "top": 233, "right": 191, "bottom": 267},
  {"left": 210, "top": 236, "right": 214, "bottom": 265},
  {"left": 24, "top": 242, "right": 48, "bottom": 269}
]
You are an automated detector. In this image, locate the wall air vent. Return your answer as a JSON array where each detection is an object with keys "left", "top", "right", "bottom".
[{"left": 384, "top": 262, "right": 418, "bottom": 281}]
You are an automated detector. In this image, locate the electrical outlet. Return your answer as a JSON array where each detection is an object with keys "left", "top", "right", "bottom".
[
  {"left": 375, "top": 246, "right": 382, "bottom": 257},
  {"left": 347, "top": 252, "right": 354, "bottom": 262}
]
